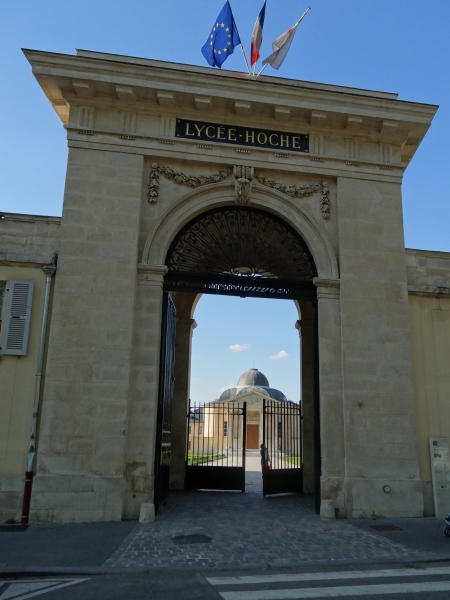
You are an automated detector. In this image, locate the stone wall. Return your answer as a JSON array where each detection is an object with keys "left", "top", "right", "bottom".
[
  {"left": 29, "top": 148, "right": 144, "bottom": 523},
  {"left": 0, "top": 213, "right": 60, "bottom": 264},
  {"left": 406, "top": 249, "right": 450, "bottom": 293},
  {"left": 337, "top": 178, "right": 423, "bottom": 518}
]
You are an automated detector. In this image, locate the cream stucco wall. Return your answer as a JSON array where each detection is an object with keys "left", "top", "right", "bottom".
[
  {"left": 407, "top": 249, "right": 450, "bottom": 516},
  {"left": 409, "top": 294, "right": 450, "bottom": 516},
  {"left": 0, "top": 265, "right": 47, "bottom": 521}
]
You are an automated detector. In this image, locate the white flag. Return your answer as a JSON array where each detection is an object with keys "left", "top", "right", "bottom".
[{"left": 262, "top": 8, "right": 310, "bottom": 70}]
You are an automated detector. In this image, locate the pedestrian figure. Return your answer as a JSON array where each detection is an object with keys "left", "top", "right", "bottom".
[{"left": 260, "top": 443, "right": 270, "bottom": 474}]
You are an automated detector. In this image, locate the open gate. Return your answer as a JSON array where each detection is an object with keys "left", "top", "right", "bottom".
[
  {"left": 154, "top": 293, "right": 177, "bottom": 514},
  {"left": 262, "top": 399, "right": 302, "bottom": 496},
  {"left": 185, "top": 401, "right": 247, "bottom": 491}
]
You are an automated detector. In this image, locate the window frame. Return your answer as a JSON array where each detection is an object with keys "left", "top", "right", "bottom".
[{"left": 0, "top": 281, "right": 5, "bottom": 332}]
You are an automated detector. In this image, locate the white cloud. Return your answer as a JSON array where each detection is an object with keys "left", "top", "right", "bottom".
[
  {"left": 269, "top": 350, "right": 289, "bottom": 360},
  {"left": 229, "top": 343, "right": 250, "bottom": 352}
]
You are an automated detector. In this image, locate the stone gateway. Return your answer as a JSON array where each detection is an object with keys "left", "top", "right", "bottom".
[{"left": 1, "top": 49, "right": 449, "bottom": 523}]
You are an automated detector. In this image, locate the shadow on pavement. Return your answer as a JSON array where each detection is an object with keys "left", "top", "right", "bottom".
[{"left": 0, "top": 521, "right": 137, "bottom": 568}]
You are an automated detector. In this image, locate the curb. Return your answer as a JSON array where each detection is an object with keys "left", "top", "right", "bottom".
[{"left": 2, "top": 553, "right": 450, "bottom": 577}]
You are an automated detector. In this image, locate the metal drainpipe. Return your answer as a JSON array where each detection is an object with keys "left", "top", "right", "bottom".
[{"left": 21, "top": 255, "right": 57, "bottom": 525}]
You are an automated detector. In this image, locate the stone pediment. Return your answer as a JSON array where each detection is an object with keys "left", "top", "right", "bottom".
[{"left": 230, "top": 391, "right": 270, "bottom": 404}]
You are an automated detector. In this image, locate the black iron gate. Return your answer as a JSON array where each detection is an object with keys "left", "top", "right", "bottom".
[
  {"left": 262, "top": 399, "right": 303, "bottom": 496},
  {"left": 185, "top": 401, "right": 247, "bottom": 491},
  {"left": 154, "top": 293, "right": 177, "bottom": 514}
]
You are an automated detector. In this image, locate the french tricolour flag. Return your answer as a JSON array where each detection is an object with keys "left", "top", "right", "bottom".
[{"left": 250, "top": 0, "right": 267, "bottom": 67}]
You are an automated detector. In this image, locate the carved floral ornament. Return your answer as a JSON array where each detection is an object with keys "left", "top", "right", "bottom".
[{"left": 148, "top": 162, "right": 330, "bottom": 219}]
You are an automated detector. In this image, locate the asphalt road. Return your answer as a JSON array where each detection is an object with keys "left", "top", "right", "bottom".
[{"left": 3, "top": 562, "right": 450, "bottom": 600}]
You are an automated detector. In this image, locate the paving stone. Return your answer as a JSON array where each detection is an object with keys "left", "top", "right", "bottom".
[{"left": 104, "top": 491, "right": 434, "bottom": 571}]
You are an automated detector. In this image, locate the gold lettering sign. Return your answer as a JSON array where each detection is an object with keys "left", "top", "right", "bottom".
[{"left": 176, "top": 119, "right": 309, "bottom": 153}]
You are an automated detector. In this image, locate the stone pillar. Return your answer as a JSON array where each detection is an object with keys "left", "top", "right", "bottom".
[
  {"left": 31, "top": 147, "right": 144, "bottom": 524},
  {"left": 170, "top": 292, "right": 198, "bottom": 491},
  {"left": 123, "top": 265, "right": 167, "bottom": 519},
  {"left": 314, "top": 279, "right": 345, "bottom": 515},
  {"left": 337, "top": 176, "right": 423, "bottom": 518},
  {"left": 296, "top": 303, "right": 314, "bottom": 494}
]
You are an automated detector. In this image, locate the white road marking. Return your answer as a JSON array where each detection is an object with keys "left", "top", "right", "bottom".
[
  {"left": 0, "top": 583, "right": 56, "bottom": 600},
  {"left": 218, "top": 581, "right": 450, "bottom": 599},
  {"left": 0, "top": 579, "right": 88, "bottom": 600},
  {"left": 207, "top": 566, "right": 450, "bottom": 586}
]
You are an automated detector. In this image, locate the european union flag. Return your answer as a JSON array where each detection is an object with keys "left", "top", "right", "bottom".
[{"left": 201, "top": 1, "right": 241, "bottom": 69}]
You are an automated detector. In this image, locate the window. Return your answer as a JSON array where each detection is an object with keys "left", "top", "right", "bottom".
[
  {"left": 189, "top": 425, "right": 192, "bottom": 435},
  {"left": 199, "top": 426, "right": 203, "bottom": 435},
  {"left": 0, "top": 280, "right": 34, "bottom": 355},
  {"left": 278, "top": 422, "right": 282, "bottom": 438},
  {"left": 0, "top": 283, "right": 5, "bottom": 332},
  {"left": 223, "top": 420, "right": 228, "bottom": 437},
  {"left": 188, "top": 441, "right": 191, "bottom": 450}
]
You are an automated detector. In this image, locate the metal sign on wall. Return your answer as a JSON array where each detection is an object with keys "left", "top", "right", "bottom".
[
  {"left": 429, "top": 437, "right": 450, "bottom": 518},
  {"left": 176, "top": 119, "right": 309, "bottom": 153}
]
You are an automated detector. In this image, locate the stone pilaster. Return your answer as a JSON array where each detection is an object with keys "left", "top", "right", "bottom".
[
  {"left": 337, "top": 176, "right": 423, "bottom": 518},
  {"left": 31, "top": 148, "right": 144, "bottom": 524},
  {"left": 123, "top": 265, "right": 167, "bottom": 519},
  {"left": 170, "top": 293, "right": 198, "bottom": 489},
  {"left": 314, "top": 278, "right": 346, "bottom": 515},
  {"left": 296, "top": 303, "right": 314, "bottom": 494}
]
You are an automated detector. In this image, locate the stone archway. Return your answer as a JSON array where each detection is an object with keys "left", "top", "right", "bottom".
[
  {"left": 164, "top": 205, "right": 318, "bottom": 299},
  {"left": 131, "top": 182, "right": 344, "bottom": 516},
  {"left": 142, "top": 182, "right": 339, "bottom": 281},
  {"left": 150, "top": 197, "right": 335, "bottom": 505}
]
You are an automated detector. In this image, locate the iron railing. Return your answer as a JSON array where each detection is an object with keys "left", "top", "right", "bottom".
[
  {"left": 262, "top": 399, "right": 303, "bottom": 496},
  {"left": 185, "top": 401, "right": 246, "bottom": 491}
]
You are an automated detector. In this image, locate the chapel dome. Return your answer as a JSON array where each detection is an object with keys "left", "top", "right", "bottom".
[
  {"left": 237, "top": 368, "right": 269, "bottom": 387},
  {"left": 218, "top": 368, "right": 287, "bottom": 403}
]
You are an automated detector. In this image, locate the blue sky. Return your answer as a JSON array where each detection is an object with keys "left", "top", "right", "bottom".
[
  {"left": 2, "top": 1, "right": 449, "bottom": 403},
  {"left": 190, "top": 297, "right": 301, "bottom": 404}
]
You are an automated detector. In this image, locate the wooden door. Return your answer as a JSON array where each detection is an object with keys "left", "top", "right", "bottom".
[{"left": 247, "top": 424, "right": 259, "bottom": 449}]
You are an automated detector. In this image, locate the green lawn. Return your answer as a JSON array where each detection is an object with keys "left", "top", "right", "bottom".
[
  {"left": 188, "top": 454, "right": 226, "bottom": 466},
  {"left": 280, "top": 456, "right": 301, "bottom": 466}
]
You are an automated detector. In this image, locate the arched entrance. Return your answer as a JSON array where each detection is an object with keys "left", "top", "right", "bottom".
[
  {"left": 164, "top": 206, "right": 317, "bottom": 298},
  {"left": 154, "top": 205, "right": 321, "bottom": 512}
]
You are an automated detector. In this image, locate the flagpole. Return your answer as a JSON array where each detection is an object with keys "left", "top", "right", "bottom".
[
  {"left": 256, "top": 62, "right": 269, "bottom": 78},
  {"left": 293, "top": 7, "right": 311, "bottom": 28},
  {"left": 240, "top": 45, "right": 252, "bottom": 76},
  {"left": 255, "top": 7, "right": 311, "bottom": 80},
  {"left": 227, "top": 0, "right": 251, "bottom": 75}
]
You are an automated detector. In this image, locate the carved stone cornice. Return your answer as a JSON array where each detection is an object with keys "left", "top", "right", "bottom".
[
  {"left": 313, "top": 278, "right": 340, "bottom": 300},
  {"left": 177, "top": 317, "right": 198, "bottom": 331},
  {"left": 256, "top": 175, "right": 330, "bottom": 219},
  {"left": 137, "top": 263, "right": 168, "bottom": 286},
  {"left": 137, "top": 264, "right": 168, "bottom": 274},
  {"left": 148, "top": 162, "right": 232, "bottom": 203},
  {"left": 408, "top": 285, "right": 450, "bottom": 298}
]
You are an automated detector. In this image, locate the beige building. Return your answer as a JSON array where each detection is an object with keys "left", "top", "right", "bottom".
[
  {"left": 188, "top": 368, "right": 299, "bottom": 455},
  {"left": 1, "top": 48, "right": 450, "bottom": 523}
]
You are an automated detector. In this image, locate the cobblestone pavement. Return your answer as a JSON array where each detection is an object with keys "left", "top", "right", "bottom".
[{"left": 105, "top": 490, "right": 437, "bottom": 571}]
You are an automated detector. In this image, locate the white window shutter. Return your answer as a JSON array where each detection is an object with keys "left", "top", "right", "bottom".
[{"left": 1, "top": 281, "right": 34, "bottom": 356}]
